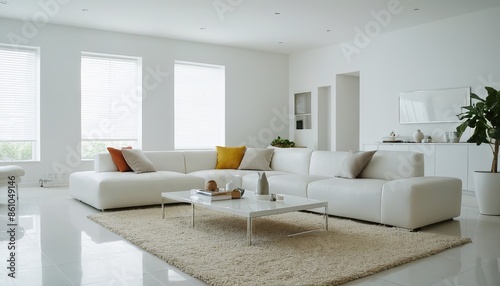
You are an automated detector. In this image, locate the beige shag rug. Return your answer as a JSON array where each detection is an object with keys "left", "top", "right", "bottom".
[{"left": 88, "top": 205, "right": 471, "bottom": 286}]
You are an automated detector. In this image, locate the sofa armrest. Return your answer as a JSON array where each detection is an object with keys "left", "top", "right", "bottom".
[
  {"left": 381, "top": 176, "right": 462, "bottom": 230},
  {"left": 94, "top": 153, "right": 118, "bottom": 173},
  {"left": 0, "top": 165, "right": 25, "bottom": 186}
]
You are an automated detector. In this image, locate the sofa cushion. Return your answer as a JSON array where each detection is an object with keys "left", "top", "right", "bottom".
[
  {"left": 143, "top": 151, "right": 186, "bottom": 173},
  {"left": 335, "top": 150, "right": 376, "bottom": 179},
  {"left": 309, "top": 151, "right": 348, "bottom": 177},
  {"left": 107, "top": 146, "right": 132, "bottom": 172},
  {"left": 270, "top": 148, "right": 313, "bottom": 174},
  {"left": 241, "top": 171, "right": 290, "bottom": 191},
  {"left": 380, "top": 177, "right": 462, "bottom": 229},
  {"left": 267, "top": 174, "right": 330, "bottom": 197},
  {"left": 184, "top": 150, "right": 217, "bottom": 173},
  {"left": 307, "top": 178, "right": 386, "bottom": 222},
  {"left": 238, "top": 148, "right": 274, "bottom": 171},
  {"left": 216, "top": 146, "right": 246, "bottom": 169},
  {"left": 122, "top": 149, "right": 157, "bottom": 174},
  {"left": 358, "top": 151, "right": 424, "bottom": 180}
]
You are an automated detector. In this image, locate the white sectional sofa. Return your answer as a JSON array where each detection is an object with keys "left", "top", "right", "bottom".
[{"left": 69, "top": 148, "right": 462, "bottom": 230}]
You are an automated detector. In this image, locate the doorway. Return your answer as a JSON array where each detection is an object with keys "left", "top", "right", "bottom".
[{"left": 335, "top": 72, "right": 360, "bottom": 151}]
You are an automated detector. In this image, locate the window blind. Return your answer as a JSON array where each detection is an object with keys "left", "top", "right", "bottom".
[
  {"left": 81, "top": 53, "right": 141, "bottom": 142},
  {"left": 174, "top": 61, "right": 225, "bottom": 149},
  {"left": 0, "top": 45, "right": 39, "bottom": 142}
]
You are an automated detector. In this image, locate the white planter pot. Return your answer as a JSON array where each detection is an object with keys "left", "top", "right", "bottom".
[{"left": 474, "top": 171, "right": 500, "bottom": 215}]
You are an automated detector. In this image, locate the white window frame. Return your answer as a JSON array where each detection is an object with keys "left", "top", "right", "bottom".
[
  {"left": 80, "top": 52, "right": 142, "bottom": 160},
  {"left": 0, "top": 44, "right": 40, "bottom": 162},
  {"left": 174, "top": 61, "right": 225, "bottom": 149}
]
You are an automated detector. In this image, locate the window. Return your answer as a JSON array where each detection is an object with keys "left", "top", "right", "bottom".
[
  {"left": 0, "top": 44, "right": 40, "bottom": 162},
  {"left": 81, "top": 52, "right": 142, "bottom": 159},
  {"left": 174, "top": 61, "right": 225, "bottom": 149}
]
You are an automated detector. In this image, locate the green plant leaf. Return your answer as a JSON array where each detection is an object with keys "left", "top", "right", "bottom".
[
  {"left": 457, "top": 86, "right": 500, "bottom": 172},
  {"left": 470, "top": 93, "right": 485, "bottom": 102}
]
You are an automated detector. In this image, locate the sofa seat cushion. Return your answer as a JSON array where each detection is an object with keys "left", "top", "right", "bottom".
[
  {"left": 69, "top": 171, "right": 205, "bottom": 210},
  {"left": 307, "top": 178, "right": 386, "bottom": 223},
  {"left": 267, "top": 174, "right": 330, "bottom": 197},
  {"left": 380, "top": 176, "right": 462, "bottom": 229}
]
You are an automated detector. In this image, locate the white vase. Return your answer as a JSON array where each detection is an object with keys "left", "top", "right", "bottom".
[
  {"left": 474, "top": 171, "right": 500, "bottom": 215},
  {"left": 256, "top": 172, "right": 269, "bottom": 200},
  {"left": 413, "top": 129, "right": 424, "bottom": 143}
]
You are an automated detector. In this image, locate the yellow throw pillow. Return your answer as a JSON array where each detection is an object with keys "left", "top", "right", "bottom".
[{"left": 216, "top": 146, "right": 246, "bottom": 169}]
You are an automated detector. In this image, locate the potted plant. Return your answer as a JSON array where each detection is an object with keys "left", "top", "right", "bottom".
[
  {"left": 270, "top": 136, "right": 296, "bottom": 148},
  {"left": 456, "top": 86, "right": 500, "bottom": 215}
]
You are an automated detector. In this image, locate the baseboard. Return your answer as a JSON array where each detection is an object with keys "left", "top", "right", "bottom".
[{"left": 462, "top": 189, "right": 475, "bottom": 197}]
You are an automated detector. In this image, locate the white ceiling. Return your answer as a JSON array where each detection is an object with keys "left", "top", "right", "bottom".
[{"left": 1, "top": 0, "right": 500, "bottom": 54}]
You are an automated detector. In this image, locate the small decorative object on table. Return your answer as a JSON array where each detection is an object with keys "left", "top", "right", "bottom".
[
  {"left": 256, "top": 172, "right": 269, "bottom": 200},
  {"left": 205, "top": 180, "right": 218, "bottom": 191},
  {"left": 445, "top": 131, "right": 460, "bottom": 143},
  {"left": 382, "top": 131, "right": 402, "bottom": 143},
  {"left": 413, "top": 129, "right": 424, "bottom": 143}
]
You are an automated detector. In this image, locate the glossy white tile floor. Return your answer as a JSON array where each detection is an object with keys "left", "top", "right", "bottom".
[{"left": 0, "top": 186, "right": 499, "bottom": 286}]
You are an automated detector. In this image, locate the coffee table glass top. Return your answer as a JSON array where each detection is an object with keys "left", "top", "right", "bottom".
[{"left": 161, "top": 190, "right": 327, "bottom": 218}]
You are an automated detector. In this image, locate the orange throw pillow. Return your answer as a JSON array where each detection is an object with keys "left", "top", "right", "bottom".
[
  {"left": 107, "top": 146, "right": 132, "bottom": 172},
  {"left": 215, "top": 146, "right": 246, "bottom": 169}
]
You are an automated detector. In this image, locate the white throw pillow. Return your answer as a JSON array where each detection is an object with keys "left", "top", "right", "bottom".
[
  {"left": 238, "top": 148, "right": 274, "bottom": 171},
  {"left": 121, "top": 149, "right": 157, "bottom": 174},
  {"left": 335, "top": 150, "right": 376, "bottom": 179}
]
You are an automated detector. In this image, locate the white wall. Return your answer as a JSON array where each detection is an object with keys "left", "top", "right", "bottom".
[
  {"left": 290, "top": 7, "right": 500, "bottom": 150},
  {"left": 0, "top": 18, "right": 289, "bottom": 185}
]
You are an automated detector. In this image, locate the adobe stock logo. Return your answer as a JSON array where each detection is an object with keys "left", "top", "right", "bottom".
[
  {"left": 8, "top": 0, "right": 71, "bottom": 46},
  {"left": 213, "top": 0, "right": 244, "bottom": 21},
  {"left": 340, "top": 0, "right": 405, "bottom": 63}
]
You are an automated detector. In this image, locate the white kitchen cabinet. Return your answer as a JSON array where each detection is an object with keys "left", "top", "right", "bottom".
[{"left": 435, "top": 144, "right": 468, "bottom": 189}]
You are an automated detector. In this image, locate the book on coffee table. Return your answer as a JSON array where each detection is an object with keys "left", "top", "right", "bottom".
[
  {"left": 191, "top": 194, "right": 232, "bottom": 202},
  {"left": 195, "top": 190, "right": 233, "bottom": 197},
  {"left": 193, "top": 189, "right": 233, "bottom": 201}
]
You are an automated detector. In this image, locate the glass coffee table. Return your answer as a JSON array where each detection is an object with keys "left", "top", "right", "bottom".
[{"left": 161, "top": 190, "right": 328, "bottom": 245}]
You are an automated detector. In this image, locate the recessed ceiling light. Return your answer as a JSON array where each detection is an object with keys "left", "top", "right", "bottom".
[
  {"left": 275, "top": 12, "right": 280, "bottom": 15},
  {"left": 326, "top": 29, "right": 331, "bottom": 32},
  {"left": 414, "top": 8, "right": 420, "bottom": 11}
]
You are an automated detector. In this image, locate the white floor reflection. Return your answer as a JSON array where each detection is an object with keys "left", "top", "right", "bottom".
[{"left": 0, "top": 187, "right": 498, "bottom": 286}]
